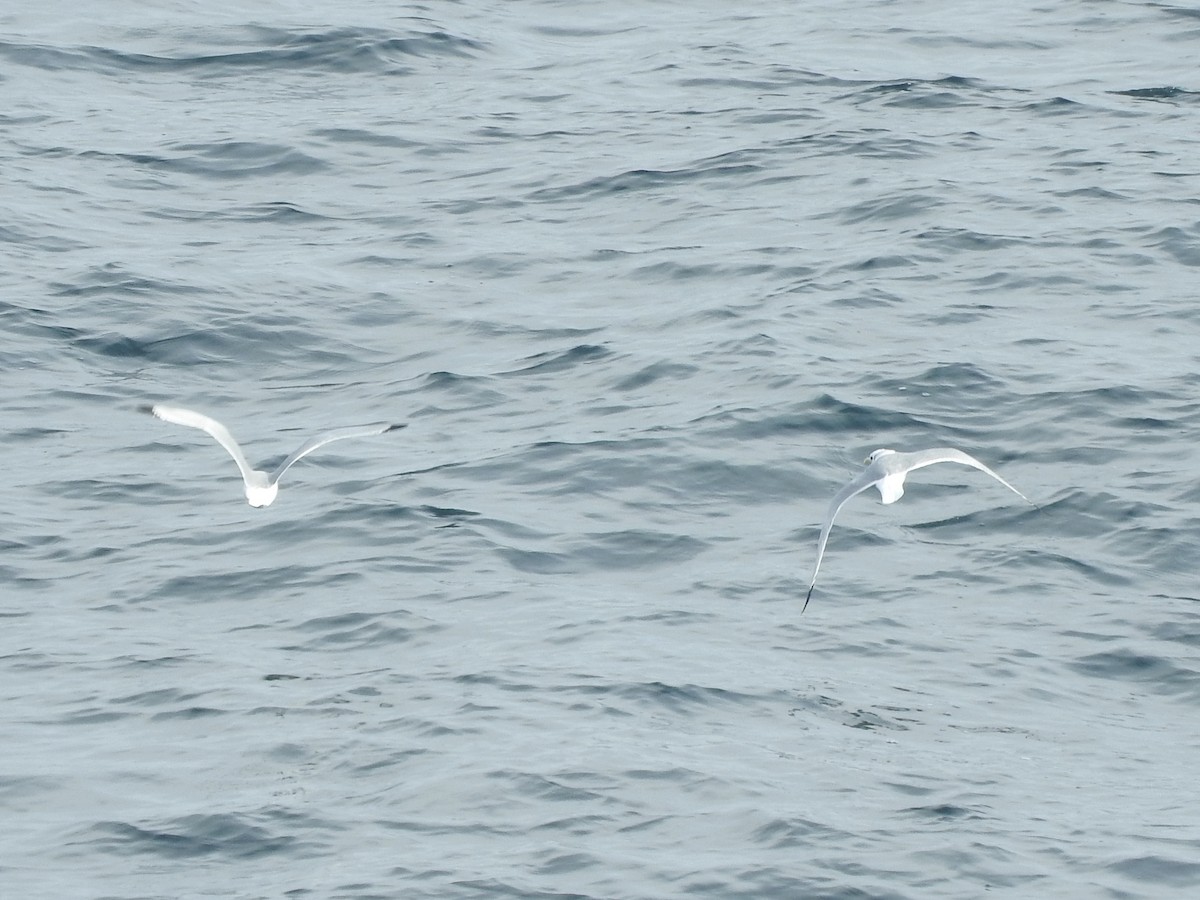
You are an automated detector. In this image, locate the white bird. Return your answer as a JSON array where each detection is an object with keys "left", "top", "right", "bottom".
[
  {"left": 804, "top": 448, "right": 1035, "bottom": 611},
  {"left": 144, "top": 404, "right": 404, "bottom": 507}
]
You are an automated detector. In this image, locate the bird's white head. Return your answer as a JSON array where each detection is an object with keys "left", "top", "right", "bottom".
[{"left": 865, "top": 448, "right": 896, "bottom": 464}]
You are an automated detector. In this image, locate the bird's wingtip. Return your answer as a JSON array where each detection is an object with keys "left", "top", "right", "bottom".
[
  {"left": 384, "top": 423, "right": 408, "bottom": 433},
  {"left": 139, "top": 403, "right": 158, "bottom": 417},
  {"left": 802, "top": 586, "right": 814, "bottom": 614}
]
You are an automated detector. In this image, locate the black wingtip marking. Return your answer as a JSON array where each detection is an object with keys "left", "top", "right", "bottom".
[
  {"left": 802, "top": 586, "right": 814, "bottom": 614},
  {"left": 385, "top": 423, "right": 408, "bottom": 433},
  {"left": 138, "top": 404, "right": 155, "bottom": 416}
]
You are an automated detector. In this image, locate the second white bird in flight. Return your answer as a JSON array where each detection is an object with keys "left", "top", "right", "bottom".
[
  {"left": 145, "top": 404, "right": 404, "bottom": 507},
  {"left": 805, "top": 448, "right": 1034, "bottom": 611}
]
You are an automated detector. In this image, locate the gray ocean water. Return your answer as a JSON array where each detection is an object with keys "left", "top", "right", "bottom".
[{"left": 4, "top": 1, "right": 1200, "bottom": 897}]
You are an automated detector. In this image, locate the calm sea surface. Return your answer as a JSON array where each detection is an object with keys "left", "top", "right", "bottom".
[{"left": 3, "top": 2, "right": 1200, "bottom": 898}]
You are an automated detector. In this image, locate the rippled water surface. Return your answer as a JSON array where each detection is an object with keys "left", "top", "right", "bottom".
[{"left": 4, "top": 1, "right": 1200, "bottom": 897}]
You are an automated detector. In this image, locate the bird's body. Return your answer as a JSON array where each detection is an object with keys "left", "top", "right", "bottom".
[
  {"left": 804, "top": 448, "right": 1034, "bottom": 610},
  {"left": 144, "top": 404, "right": 403, "bottom": 507}
]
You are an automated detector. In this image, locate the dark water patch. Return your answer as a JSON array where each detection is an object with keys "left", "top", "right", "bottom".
[
  {"left": 914, "top": 227, "right": 1030, "bottom": 252},
  {"left": 287, "top": 502, "right": 431, "bottom": 535},
  {"left": 313, "top": 127, "right": 424, "bottom": 150},
  {"left": 54, "top": 477, "right": 162, "bottom": 508},
  {"left": 151, "top": 705, "right": 226, "bottom": 721},
  {"left": 447, "top": 879, "right": 600, "bottom": 900},
  {"left": 454, "top": 672, "right": 539, "bottom": 694},
  {"left": 54, "top": 708, "right": 135, "bottom": 725},
  {"left": 1115, "top": 524, "right": 1200, "bottom": 575},
  {"left": 1008, "top": 384, "right": 1173, "bottom": 426},
  {"left": 1068, "top": 648, "right": 1200, "bottom": 699},
  {"left": 0, "top": 27, "right": 482, "bottom": 78},
  {"left": 841, "top": 707, "right": 913, "bottom": 731},
  {"left": 1112, "top": 86, "right": 1200, "bottom": 105},
  {"left": 532, "top": 848, "right": 601, "bottom": 876},
  {"left": 911, "top": 303, "right": 1005, "bottom": 326},
  {"left": 700, "top": 869, "right": 898, "bottom": 900},
  {"left": 1108, "top": 855, "right": 1200, "bottom": 887},
  {"left": 50, "top": 264, "right": 206, "bottom": 300},
  {"left": 1054, "top": 186, "right": 1132, "bottom": 202},
  {"left": 483, "top": 438, "right": 661, "bottom": 487},
  {"left": 0, "top": 222, "right": 88, "bottom": 252},
  {"left": 1022, "top": 96, "right": 1090, "bottom": 117},
  {"left": 871, "top": 362, "right": 1006, "bottom": 397},
  {"left": 611, "top": 361, "right": 698, "bottom": 392},
  {"left": 899, "top": 804, "right": 989, "bottom": 822},
  {"left": 136, "top": 564, "right": 342, "bottom": 605},
  {"left": 752, "top": 815, "right": 844, "bottom": 850},
  {"left": 498, "top": 771, "right": 608, "bottom": 804},
  {"left": 531, "top": 819, "right": 614, "bottom": 849},
  {"left": 160, "top": 141, "right": 326, "bottom": 180},
  {"left": 1145, "top": 616, "right": 1200, "bottom": 648},
  {"left": 853, "top": 75, "right": 991, "bottom": 110},
  {"left": 1114, "top": 413, "right": 1181, "bottom": 430},
  {"left": 780, "top": 128, "right": 935, "bottom": 161},
  {"left": 214, "top": 201, "right": 331, "bottom": 223},
  {"left": 380, "top": 818, "right": 507, "bottom": 840},
  {"left": 494, "top": 527, "right": 704, "bottom": 574},
  {"left": 623, "top": 766, "right": 706, "bottom": 783},
  {"left": 451, "top": 320, "right": 607, "bottom": 345},
  {"left": 139, "top": 319, "right": 389, "bottom": 371},
  {"left": 882, "top": 777, "right": 938, "bottom": 798},
  {"left": 415, "top": 370, "right": 508, "bottom": 407},
  {"left": 962, "top": 269, "right": 1085, "bottom": 292},
  {"left": 699, "top": 330, "right": 783, "bottom": 357},
  {"left": 68, "top": 143, "right": 318, "bottom": 181},
  {"left": 565, "top": 680, "right": 765, "bottom": 714},
  {"left": 1161, "top": 6, "right": 1200, "bottom": 21},
  {"left": 419, "top": 504, "right": 481, "bottom": 520},
  {"left": 527, "top": 22, "right": 641, "bottom": 38},
  {"left": 668, "top": 459, "right": 807, "bottom": 504},
  {"left": 283, "top": 609, "right": 439, "bottom": 652},
  {"left": 495, "top": 547, "right": 574, "bottom": 575},
  {"left": 907, "top": 500, "right": 1041, "bottom": 533},
  {"left": 1006, "top": 547, "right": 1129, "bottom": 587},
  {"left": 708, "top": 395, "right": 928, "bottom": 440},
  {"left": 678, "top": 63, "right": 835, "bottom": 91},
  {"left": 837, "top": 254, "right": 922, "bottom": 272},
  {"left": 505, "top": 344, "right": 611, "bottom": 376},
  {"left": 617, "top": 609, "right": 717, "bottom": 627},
  {"left": 738, "top": 108, "right": 823, "bottom": 127},
  {"left": 529, "top": 168, "right": 692, "bottom": 202},
  {"left": 0, "top": 775, "right": 59, "bottom": 806},
  {"left": 825, "top": 286, "right": 907, "bottom": 309},
  {"left": 69, "top": 332, "right": 154, "bottom": 360},
  {"left": 829, "top": 192, "right": 945, "bottom": 226},
  {"left": 572, "top": 530, "right": 706, "bottom": 570},
  {"left": 111, "top": 687, "right": 210, "bottom": 709},
  {"left": 528, "top": 156, "right": 761, "bottom": 203},
  {"left": 77, "top": 812, "right": 319, "bottom": 859},
  {"left": 44, "top": 318, "right": 249, "bottom": 369},
  {"left": 1141, "top": 225, "right": 1200, "bottom": 267},
  {"left": 632, "top": 259, "right": 776, "bottom": 283},
  {"left": 244, "top": 25, "right": 486, "bottom": 66}
]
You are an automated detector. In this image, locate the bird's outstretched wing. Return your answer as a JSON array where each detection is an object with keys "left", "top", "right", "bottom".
[
  {"left": 146, "top": 404, "right": 256, "bottom": 485},
  {"left": 899, "top": 448, "right": 1034, "bottom": 507},
  {"left": 270, "top": 423, "right": 406, "bottom": 485},
  {"left": 804, "top": 466, "right": 883, "bottom": 612}
]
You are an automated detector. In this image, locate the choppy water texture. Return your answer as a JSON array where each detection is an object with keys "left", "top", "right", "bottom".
[{"left": 4, "top": 1, "right": 1200, "bottom": 897}]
